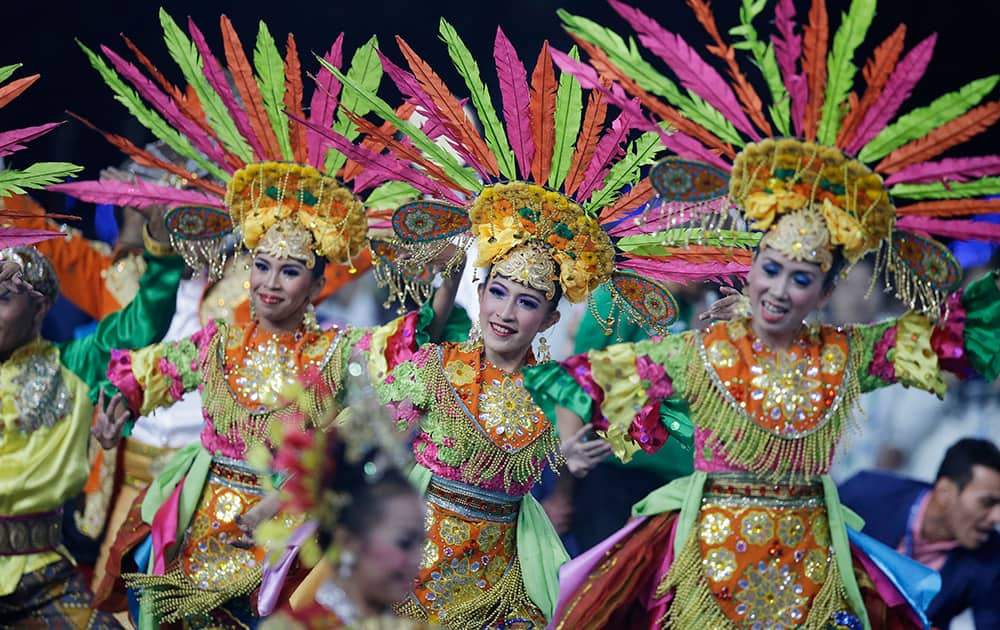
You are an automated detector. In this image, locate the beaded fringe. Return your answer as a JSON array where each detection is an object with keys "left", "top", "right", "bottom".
[
  {"left": 411, "top": 354, "right": 563, "bottom": 491},
  {"left": 124, "top": 565, "right": 262, "bottom": 624},
  {"left": 394, "top": 555, "right": 540, "bottom": 630},
  {"left": 683, "top": 333, "right": 864, "bottom": 482},
  {"left": 656, "top": 529, "right": 848, "bottom": 629}
]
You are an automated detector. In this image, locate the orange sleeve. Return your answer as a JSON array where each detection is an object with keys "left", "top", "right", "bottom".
[
  {"left": 317, "top": 249, "right": 373, "bottom": 301},
  {"left": 3, "top": 195, "right": 122, "bottom": 319}
]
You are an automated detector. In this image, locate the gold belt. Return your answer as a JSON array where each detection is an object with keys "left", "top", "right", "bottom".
[
  {"left": 207, "top": 455, "right": 266, "bottom": 496},
  {"left": 122, "top": 438, "right": 180, "bottom": 489},
  {"left": 426, "top": 476, "right": 521, "bottom": 523},
  {"left": 703, "top": 471, "right": 825, "bottom": 508},
  {"left": 0, "top": 509, "right": 62, "bottom": 556}
]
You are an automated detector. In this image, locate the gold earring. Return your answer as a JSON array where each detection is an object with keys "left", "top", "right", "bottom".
[
  {"left": 303, "top": 303, "right": 321, "bottom": 334},
  {"left": 537, "top": 335, "right": 551, "bottom": 362}
]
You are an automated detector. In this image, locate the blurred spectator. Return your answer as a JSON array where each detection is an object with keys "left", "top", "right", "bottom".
[{"left": 839, "top": 439, "right": 1000, "bottom": 629}]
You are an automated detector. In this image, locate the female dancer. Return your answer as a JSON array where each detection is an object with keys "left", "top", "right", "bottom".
[
  {"left": 319, "top": 20, "right": 751, "bottom": 628},
  {"left": 526, "top": 1, "right": 1000, "bottom": 627}
]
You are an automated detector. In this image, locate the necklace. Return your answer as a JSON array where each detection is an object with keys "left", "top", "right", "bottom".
[{"left": 315, "top": 579, "right": 361, "bottom": 626}]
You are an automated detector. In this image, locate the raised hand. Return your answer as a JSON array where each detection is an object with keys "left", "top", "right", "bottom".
[
  {"left": 698, "top": 285, "right": 749, "bottom": 322},
  {"left": 0, "top": 261, "right": 42, "bottom": 301},
  {"left": 561, "top": 423, "right": 613, "bottom": 478},
  {"left": 91, "top": 390, "right": 130, "bottom": 450}
]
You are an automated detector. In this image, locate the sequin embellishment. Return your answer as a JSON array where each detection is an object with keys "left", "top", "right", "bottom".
[{"left": 11, "top": 344, "right": 73, "bottom": 434}]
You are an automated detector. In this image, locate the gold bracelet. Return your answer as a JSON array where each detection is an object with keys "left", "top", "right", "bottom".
[{"left": 142, "top": 224, "right": 175, "bottom": 257}]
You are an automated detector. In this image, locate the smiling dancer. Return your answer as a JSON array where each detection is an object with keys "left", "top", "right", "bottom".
[
  {"left": 524, "top": 0, "right": 1000, "bottom": 628},
  {"left": 318, "top": 19, "right": 762, "bottom": 628}
]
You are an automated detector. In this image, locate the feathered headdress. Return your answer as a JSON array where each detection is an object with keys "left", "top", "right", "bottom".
[
  {"left": 0, "top": 64, "right": 83, "bottom": 249},
  {"left": 313, "top": 19, "right": 754, "bottom": 334},
  {"left": 48, "top": 10, "right": 419, "bottom": 279},
  {"left": 555, "top": 0, "right": 1000, "bottom": 315}
]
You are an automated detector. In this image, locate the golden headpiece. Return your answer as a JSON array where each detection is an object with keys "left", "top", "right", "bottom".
[{"left": 227, "top": 162, "right": 367, "bottom": 268}]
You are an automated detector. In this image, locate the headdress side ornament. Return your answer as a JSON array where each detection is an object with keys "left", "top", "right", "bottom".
[{"left": 554, "top": 0, "right": 1000, "bottom": 316}]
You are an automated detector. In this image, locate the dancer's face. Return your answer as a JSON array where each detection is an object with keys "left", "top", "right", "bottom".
[
  {"left": 249, "top": 253, "right": 323, "bottom": 332},
  {"left": 352, "top": 494, "right": 427, "bottom": 608},
  {"left": 746, "top": 247, "right": 830, "bottom": 348},
  {"left": 477, "top": 275, "right": 560, "bottom": 369}
]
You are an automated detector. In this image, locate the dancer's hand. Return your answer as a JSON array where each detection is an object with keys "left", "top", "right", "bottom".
[
  {"left": 92, "top": 390, "right": 130, "bottom": 450},
  {"left": 0, "top": 261, "right": 42, "bottom": 301},
  {"left": 561, "top": 424, "right": 612, "bottom": 478},
  {"left": 232, "top": 493, "right": 282, "bottom": 549},
  {"left": 698, "top": 286, "right": 748, "bottom": 322}
]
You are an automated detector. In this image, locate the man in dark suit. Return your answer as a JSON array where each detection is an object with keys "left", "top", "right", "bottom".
[{"left": 839, "top": 438, "right": 1000, "bottom": 629}]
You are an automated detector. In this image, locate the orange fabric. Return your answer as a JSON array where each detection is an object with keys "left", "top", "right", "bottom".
[
  {"left": 1, "top": 195, "right": 121, "bottom": 320},
  {"left": 702, "top": 322, "right": 849, "bottom": 436}
]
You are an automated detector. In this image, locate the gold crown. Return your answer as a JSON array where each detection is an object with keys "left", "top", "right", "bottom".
[
  {"left": 227, "top": 162, "right": 367, "bottom": 267},
  {"left": 490, "top": 242, "right": 559, "bottom": 300}
]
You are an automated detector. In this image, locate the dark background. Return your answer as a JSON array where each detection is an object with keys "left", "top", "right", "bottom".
[{"left": 4, "top": 0, "right": 999, "bottom": 212}]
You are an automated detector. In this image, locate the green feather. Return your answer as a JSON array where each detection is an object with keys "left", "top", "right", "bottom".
[
  {"left": 327, "top": 36, "right": 383, "bottom": 175},
  {"left": 320, "top": 57, "right": 481, "bottom": 192},
  {"left": 560, "top": 9, "right": 743, "bottom": 146},
  {"left": 364, "top": 181, "right": 420, "bottom": 210},
  {"left": 157, "top": 9, "right": 252, "bottom": 163},
  {"left": 548, "top": 46, "right": 583, "bottom": 190},
  {"left": 585, "top": 129, "right": 664, "bottom": 213},
  {"left": 818, "top": 0, "right": 876, "bottom": 144},
  {"left": 78, "top": 40, "right": 227, "bottom": 182},
  {"left": 0, "top": 63, "right": 23, "bottom": 85},
  {"left": 859, "top": 75, "right": 1000, "bottom": 163},
  {"left": 0, "top": 162, "right": 83, "bottom": 197},
  {"left": 252, "top": 21, "right": 293, "bottom": 161},
  {"left": 618, "top": 229, "right": 761, "bottom": 256},
  {"left": 890, "top": 176, "right": 1000, "bottom": 200},
  {"left": 729, "top": 0, "right": 791, "bottom": 136},
  {"left": 439, "top": 18, "right": 516, "bottom": 180}
]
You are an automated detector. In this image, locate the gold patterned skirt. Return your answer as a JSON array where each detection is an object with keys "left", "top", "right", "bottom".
[
  {"left": 660, "top": 473, "right": 853, "bottom": 629},
  {"left": 126, "top": 455, "right": 298, "bottom": 626},
  {"left": 395, "top": 476, "right": 545, "bottom": 630}
]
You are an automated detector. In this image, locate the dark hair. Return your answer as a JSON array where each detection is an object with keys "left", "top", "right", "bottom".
[
  {"left": 935, "top": 438, "right": 1000, "bottom": 491},
  {"left": 311, "top": 256, "right": 328, "bottom": 280},
  {"left": 823, "top": 250, "right": 849, "bottom": 293},
  {"left": 316, "top": 441, "right": 418, "bottom": 549}
]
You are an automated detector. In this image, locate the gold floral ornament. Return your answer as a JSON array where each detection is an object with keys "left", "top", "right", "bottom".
[
  {"left": 729, "top": 138, "right": 893, "bottom": 266},
  {"left": 227, "top": 162, "right": 367, "bottom": 269},
  {"left": 470, "top": 183, "right": 614, "bottom": 304}
]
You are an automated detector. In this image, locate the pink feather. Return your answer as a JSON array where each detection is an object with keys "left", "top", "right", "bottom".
[
  {"left": 772, "top": 0, "right": 807, "bottom": 136},
  {"left": 0, "top": 228, "right": 64, "bottom": 250},
  {"left": 100, "top": 45, "right": 231, "bottom": 172},
  {"left": 48, "top": 179, "right": 225, "bottom": 209},
  {"left": 605, "top": 198, "right": 731, "bottom": 236},
  {"left": 494, "top": 27, "right": 534, "bottom": 180},
  {"left": 550, "top": 49, "right": 728, "bottom": 169},
  {"left": 187, "top": 17, "right": 265, "bottom": 161},
  {"left": 377, "top": 52, "right": 489, "bottom": 179},
  {"left": 896, "top": 216, "right": 1000, "bottom": 242},
  {"left": 885, "top": 156, "right": 1000, "bottom": 185},
  {"left": 575, "top": 109, "right": 632, "bottom": 202},
  {"left": 609, "top": 0, "right": 760, "bottom": 141},
  {"left": 0, "top": 122, "right": 63, "bottom": 158},
  {"left": 287, "top": 111, "right": 464, "bottom": 204},
  {"left": 618, "top": 257, "right": 750, "bottom": 283},
  {"left": 846, "top": 34, "right": 937, "bottom": 156},
  {"left": 306, "top": 35, "right": 344, "bottom": 168}
]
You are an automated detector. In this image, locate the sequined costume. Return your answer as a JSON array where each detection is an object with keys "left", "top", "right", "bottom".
[
  {"left": 368, "top": 310, "right": 565, "bottom": 628},
  {"left": 0, "top": 245, "right": 184, "bottom": 628},
  {"left": 525, "top": 272, "right": 1000, "bottom": 629}
]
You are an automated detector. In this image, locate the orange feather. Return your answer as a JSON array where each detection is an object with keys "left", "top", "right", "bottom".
[
  {"left": 68, "top": 112, "right": 227, "bottom": 197},
  {"left": 529, "top": 42, "right": 558, "bottom": 184},
  {"left": 875, "top": 101, "right": 1000, "bottom": 174},
  {"left": 600, "top": 178, "right": 654, "bottom": 222},
  {"left": 395, "top": 36, "right": 499, "bottom": 177},
  {"left": 284, "top": 34, "right": 308, "bottom": 164},
  {"left": 801, "top": 0, "right": 829, "bottom": 141},
  {"left": 563, "top": 90, "right": 608, "bottom": 197},
  {"left": 342, "top": 110, "right": 469, "bottom": 194},
  {"left": 836, "top": 24, "right": 906, "bottom": 148},
  {"left": 571, "top": 35, "right": 735, "bottom": 160},
  {"left": 341, "top": 102, "right": 416, "bottom": 182},
  {"left": 897, "top": 198, "right": 1000, "bottom": 217},
  {"left": 0, "top": 74, "right": 40, "bottom": 110},
  {"left": 220, "top": 15, "right": 281, "bottom": 159},
  {"left": 120, "top": 34, "right": 187, "bottom": 105},
  {"left": 686, "top": 0, "right": 772, "bottom": 136}
]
